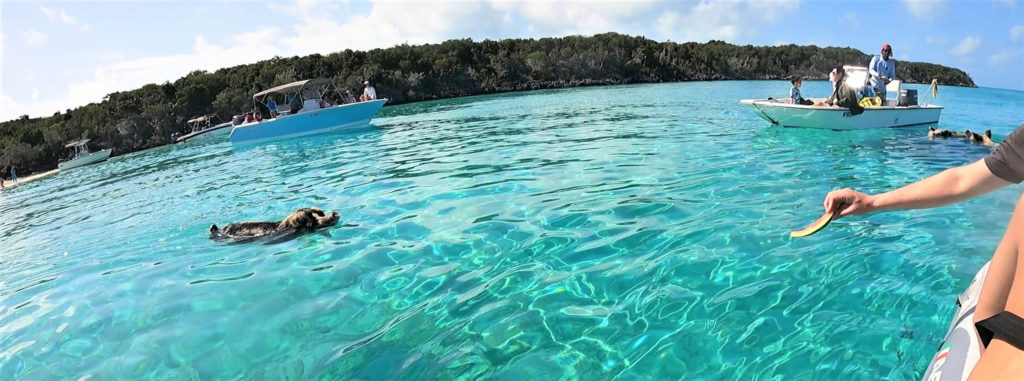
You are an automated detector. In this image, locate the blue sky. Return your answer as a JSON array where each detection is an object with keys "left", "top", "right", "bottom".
[{"left": 1, "top": 0, "right": 1022, "bottom": 122}]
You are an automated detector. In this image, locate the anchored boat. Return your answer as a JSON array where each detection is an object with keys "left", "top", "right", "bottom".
[
  {"left": 174, "top": 114, "right": 238, "bottom": 143},
  {"left": 741, "top": 67, "right": 942, "bottom": 130},
  {"left": 58, "top": 139, "right": 111, "bottom": 170},
  {"left": 229, "top": 78, "right": 387, "bottom": 144}
]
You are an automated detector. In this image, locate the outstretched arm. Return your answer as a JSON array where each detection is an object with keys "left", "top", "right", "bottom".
[{"left": 824, "top": 159, "right": 1011, "bottom": 218}]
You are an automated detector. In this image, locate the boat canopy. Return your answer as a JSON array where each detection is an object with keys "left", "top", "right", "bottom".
[
  {"left": 64, "top": 139, "right": 90, "bottom": 148},
  {"left": 253, "top": 78, "right": 331, "bottom": 98}
]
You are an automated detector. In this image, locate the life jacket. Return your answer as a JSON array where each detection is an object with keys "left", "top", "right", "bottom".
[{"left": 859, "top": 96, "right": 882, "bottom": 108}]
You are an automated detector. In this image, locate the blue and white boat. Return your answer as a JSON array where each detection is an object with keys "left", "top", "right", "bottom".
[{"left": 229, "top": 78, "right": 387, "bottom": 144}]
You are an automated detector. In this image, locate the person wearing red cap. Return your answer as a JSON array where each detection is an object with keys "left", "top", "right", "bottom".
[{"left": 868, "top": 44, "right": 896, "bottom": 104}]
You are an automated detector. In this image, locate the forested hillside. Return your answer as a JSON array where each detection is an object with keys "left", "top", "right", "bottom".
[{"left": 0, "top": 33, "right": 975, "bottom": 176}]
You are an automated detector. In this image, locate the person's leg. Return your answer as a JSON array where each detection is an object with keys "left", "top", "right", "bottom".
[{"left": 975, "top": 193, "right": 1024, "bottom": 324}]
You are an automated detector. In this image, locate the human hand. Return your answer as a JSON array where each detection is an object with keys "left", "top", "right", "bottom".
[{"left": 823, "top": 188, "right": 877, "bottom": 218}]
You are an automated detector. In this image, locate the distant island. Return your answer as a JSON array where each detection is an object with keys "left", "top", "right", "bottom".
[{"left": 0, "top": 32, "right": 975, "bottom": 176}]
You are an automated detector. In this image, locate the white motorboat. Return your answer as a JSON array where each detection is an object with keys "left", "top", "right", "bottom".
[
  {"left": 57, "top": 139, "right": 111, "bottom": 170},
  {"left": 920, "top": 262, "right": 987, "bottom": 381},
  {"left": 741, "top": 66, "right": 943, "bottom": 130},
  {"left": 174, "top": 114, "right": 237, "bottom": 143},
  {"left": 229, "top": 78, "right": 387, "bottom": 144}
]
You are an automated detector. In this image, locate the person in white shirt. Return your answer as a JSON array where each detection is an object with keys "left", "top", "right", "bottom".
[{"left": 361, "top": 81, "right": 377, "bottom": 101}]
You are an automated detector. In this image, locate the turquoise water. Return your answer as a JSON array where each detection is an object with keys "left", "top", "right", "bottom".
[{"left": 2, "top": 81, "right": 1023, "bottom": 380}]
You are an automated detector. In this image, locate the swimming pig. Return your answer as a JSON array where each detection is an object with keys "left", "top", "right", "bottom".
[
  {"left": 927, "top": 127, "right": 966, "bottom": 139},
  {"left": 210, "top": 207, "right": 339, "bottom": 244},
  {"left": 965, "top": 129, "right": 995, "bottom": 146}
]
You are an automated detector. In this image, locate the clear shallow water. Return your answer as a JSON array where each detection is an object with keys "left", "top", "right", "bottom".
[{"left": 1, "top": 81, "right": 1023, "bottom": 380}]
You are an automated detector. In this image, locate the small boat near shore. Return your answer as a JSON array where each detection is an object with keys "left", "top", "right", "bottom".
[
  {"left": 174, "top": 114, "right": 238, "bottom": 143},
  {"left": 741, "top": 66, "right": 943, "bottom": 130},
  {"left": 229, "top": 78, "right": 387, "bottom": 144},
  {"left": 58, "top": 139, "right": 111, "bottom": 170}
]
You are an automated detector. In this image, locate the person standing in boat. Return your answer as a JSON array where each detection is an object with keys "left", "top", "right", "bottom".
[
  {"left": 868, "top": 44, "right": 896, "bottom": 104},
  {"left": 361, "top": 81, "right": 377, "bottom": 102},
  {"left": 822, "top": 122, "right": 1024, "bottom": 378}
]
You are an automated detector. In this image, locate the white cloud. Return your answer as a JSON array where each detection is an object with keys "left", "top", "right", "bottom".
[
  {"left": 989, "top": 49, "right": 1019, "bottom": 66},
  {"left": 22, "top": 30, "right": 47, "bottom": 46},
  {"left": 840, "top": 13, "right": 860, "bottom": 30},
  {"left": 925, "top": 36, "right": 946, "bottom": 45},
  {"left": 491, "top": 1, "right": 659, "bottom": 37},
  {"left": 903, "top": 0, "right": 947, "bottom": 20},
  {"left": 1012, "top": 25, "right": 1024, "bottom": 42},
  {"left": 40, "top": 4, "right": 86, "bottom": 30},
  {"left": 65, "top": 31, "right": 283, "bottom": 109},
  {"left": 655, "top": 0, "right": 801, "bottom": 42},
  {"left": 950, "top": 36, "right": 981, "bottom": 56},
  {"left": 0, "top": 29, "right": 284, "bottom": 121}
]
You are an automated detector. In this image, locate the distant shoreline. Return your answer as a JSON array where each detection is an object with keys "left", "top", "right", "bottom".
[{"left": 1, "top": 33, "right": 977, "bottom": 175}]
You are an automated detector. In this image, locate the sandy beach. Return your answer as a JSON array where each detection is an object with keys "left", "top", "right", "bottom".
[{"left": 1, "top": 168, "right": 60, "bottom": 189}]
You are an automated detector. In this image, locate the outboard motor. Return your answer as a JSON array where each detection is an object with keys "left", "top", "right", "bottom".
[{"left": 898, "top": 89, "right": 918, "bottom": 106}]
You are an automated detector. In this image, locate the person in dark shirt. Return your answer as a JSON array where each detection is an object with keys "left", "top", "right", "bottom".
[
  {"left": 822, "top": 123, "right": 1024, "bottom": 379},
  {"left": 822, "top": 66, "right": 864, "bottom": 116}
]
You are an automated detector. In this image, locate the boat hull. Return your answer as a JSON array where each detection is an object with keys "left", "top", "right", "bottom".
[
  {"left": 740, "top": 99, "right": 943, "bottom": 130},
  {"left": 176, "top": 122, "right": 233, "bottom": 143},
  {"left": 58, "top": 149, "right": 112, "bottom": 170},
  {"left": 229, "top": 99, "right": 387, "bottom": 144}
]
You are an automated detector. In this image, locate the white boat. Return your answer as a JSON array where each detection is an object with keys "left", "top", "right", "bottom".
[
  {"left": 57, "top": 139, "right": 112, "bottom": 170},
  {"left": 920, "top": 262, "right": 988, "bottom": 381},
  {"left": 229, "top": 78, "right": 387, "bottom": 144},
  {"left": 174, "top": 114, "right": 237, "bottom": 143},
  {"left": 741, "top": 67, "right": 943, "bottom": 130}
]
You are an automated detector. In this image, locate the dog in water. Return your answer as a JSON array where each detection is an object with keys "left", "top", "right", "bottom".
[{"left": 210, "top": 207, "right": 339, "bottom": 244}]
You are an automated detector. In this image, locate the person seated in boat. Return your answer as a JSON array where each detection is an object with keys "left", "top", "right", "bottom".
[
  {"left": 267, "top": 99, "right": 279, "bottom": 118},
  {"left": 254, "top": 102, "right": 272, "bottom": 120},
  {"left": 289, "top": 94, "right": 302, "bottom": 114},
  {"left": 360, "top": 81, "right": 377, "bottom": 102},
  {"left": 966, "top": 129, "right": 996, "bottom": 146},
  {"left": 812, "top": 69, "right": 841, "bottom": 106},
  {"left": 822, "top": 122, "right": 1024, "bottom": 379},
  {"left": 868, "top": 44, "right": 896, "bottom": 104},
  {"left": 243, "top": 112, "right": 255, "bottom": 124},
  {"left": 344, "top": 90, "right": 357, "bottom": 104},
  {"left": 789, "top": 76, "right": 814, "bottom": 105},
  {"left": 815, "top": 66, "right": 865, "bottom": 115}
]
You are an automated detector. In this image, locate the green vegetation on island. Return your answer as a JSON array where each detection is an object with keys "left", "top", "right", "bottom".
[{"left": 0, "top": 32, "right": 976, "bottom": 176}]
